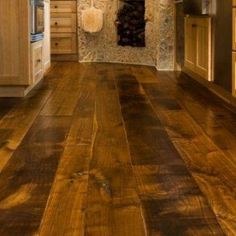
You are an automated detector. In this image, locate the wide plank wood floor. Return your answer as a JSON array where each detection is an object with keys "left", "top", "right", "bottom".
[{"left": 0, "top": 62, "right": 236, "bottom": 235}]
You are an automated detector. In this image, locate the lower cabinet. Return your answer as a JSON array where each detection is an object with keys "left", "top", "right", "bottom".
[
  {"left": 184, "top": 16, "right": 212, "bottom": 81},
  {"left": 31, "top": 41, "right": 44, "bottom": 85},
  {"left": 51, "top": 33, "right": 77, "bottom": 54}
]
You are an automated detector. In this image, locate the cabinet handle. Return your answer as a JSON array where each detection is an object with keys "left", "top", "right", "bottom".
[
  {"left": 55, "top": 43, "right": 58, "bottom": 46},
  {"left": 192, "top": 24, "right": 197, "bottom": 28},
  {"left": 54, "top": 5, "right": 58, "bottom": 8},
  {"left": 55, "top": 22, "right": 58, "bottom": 25},
  {"left": 37, "top": 59, "right": 41, "bottom": 63}
]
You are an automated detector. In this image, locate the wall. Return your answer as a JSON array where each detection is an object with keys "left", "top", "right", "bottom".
[{"left": 77, "top": 0, "right": 175, "bottom": 70}]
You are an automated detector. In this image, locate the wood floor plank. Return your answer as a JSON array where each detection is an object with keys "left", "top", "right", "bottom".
[
  {"left": 84, "top": 67, "right": 146, "bottom": 236},
  {"left": 144, "top": 83, "right": 236, "bottom": 235},
  {"left": 1, "top": 63, "right": 236, "bottom": 235},
  {"left": 0, "top": 116, "right": 72, "bottom": 236},
  {"left": 38, "top": 65, "right": 97, "bottom": 236},
  {"left": 0, "top": 89, "right": 51, "bottom": 172},
  {"left": 116, "top": 72, "right": 225, "bottom": 236},
  {"left": 40, "top": 63, "right": 88, "bottom": 116}
]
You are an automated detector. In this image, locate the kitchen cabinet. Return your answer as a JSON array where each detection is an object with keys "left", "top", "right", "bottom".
[
  {"left": 0, "top": 1, "right": 30, "bottom": 86},
  {"left": 31, "top": 41, "right": 44, "bottom": 84},
  {"left": 51, "top": 33, "right": 77, "bottom": 54},
  {"left": 43, "top": 0, "right": 51, "bottom": 72},
  {"left": 0, "top": 0, "right": 51, "bottom": 97},
  {"left": 233, "top": 0, "right": 236, "bottom": 7},
  {"left": 51, "top": 0, "right": 77, "bottom": 60},
  {"left": 184, "top": 16, "right": 212, "bottom": 81},
  {"left": 51, "top": 13, "right": 76, "bottom": 33},
  {"left": 51, "top": 1, "right": 76, "bottom": 13}
]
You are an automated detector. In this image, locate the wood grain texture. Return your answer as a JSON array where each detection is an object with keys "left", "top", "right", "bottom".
[{"left": 1, "top": 63, "right": 236, "bottom": 235}]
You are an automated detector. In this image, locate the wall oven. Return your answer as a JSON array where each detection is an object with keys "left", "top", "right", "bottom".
[{"left": 31, "top": 0, "right": 45, "bottom": 35}]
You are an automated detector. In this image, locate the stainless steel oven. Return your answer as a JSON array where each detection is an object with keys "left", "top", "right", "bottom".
[{"left": 31, "top": 0, "right": 45, "bottom": 35}]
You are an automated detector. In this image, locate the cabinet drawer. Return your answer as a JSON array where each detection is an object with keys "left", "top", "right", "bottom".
[
  {"left": 31, "top": 41, "right": 44, "bottom": 84},
  {"left": 51, "top": 1, "right": 76, "bottom": 13},
  {"left": 51, "top": 33, "right": 77, "bottom": 54},
  {"left": 51, "top": 13, "right": 76, "bottom": 33}
]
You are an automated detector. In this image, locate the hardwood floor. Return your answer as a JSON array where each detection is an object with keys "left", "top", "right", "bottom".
[{"left": 0, "top": 62, "right": 236, "bottom": 235}]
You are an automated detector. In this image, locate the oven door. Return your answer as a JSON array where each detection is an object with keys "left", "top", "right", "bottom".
[{"left": 35, "top": 5, "right": 44, "bottom": 34}]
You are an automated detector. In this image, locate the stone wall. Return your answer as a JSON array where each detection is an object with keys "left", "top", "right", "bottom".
[{"left": 77, "top": 0, "right": 175, "bottom": 70}]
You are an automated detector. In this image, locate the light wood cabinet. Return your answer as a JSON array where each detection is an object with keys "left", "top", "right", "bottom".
[
  {"left": 184, "top": 17, "right": 196, "bottom": 72},
  {"left": 0, "top": 1, "right": 30, "bottom": 86},
  {"left": 0, "top": 0, "right": 51, "bottom": 97},
  {"left": 51, "top": 13, "right": 76, "bottom": 33},
  {"left": 184, "top": 16, "right": 212, "bottom": 81},
  {"left": 51, "top": 1, "right": 76, "bottom": 13},
  {"left": 51, "top": 33, "right": 77, "bottom": 54},
  {"left": 43, "top": 0, "right": 51, "bottom": 72},
  {"left": 233, "top": 0, "right": 236, "bottom": 7},
  {"left": 51, "top": 0, "right": 77, "bottom": 59},
  {"left": 31, "top": 41, "right": 44, "bottom": 84}
]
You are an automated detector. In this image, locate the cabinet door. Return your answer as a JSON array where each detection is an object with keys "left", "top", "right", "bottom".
[
  {"left": 233, "top": 52, "right": 236, "bottom": 97},
  {"left": 233, "top": 9, "right": 236, "bottom": 50},
  {"left": 31, "top": 41, "right": 44, "bottom": 84},
  {"left": 184, "top": 17, "right": 197, "bottom": 72},
  {"left": 0, "top": 1, "right": 30, "bottom": 85},
  {"left": 43, "top": 0, "right": 51, "bottom": 72},
  {"left": 195, "top": 18, "right": 211, "bottom": 81},
  {"left": 233, "top": 0, "right": 236, "bottom": 7}
]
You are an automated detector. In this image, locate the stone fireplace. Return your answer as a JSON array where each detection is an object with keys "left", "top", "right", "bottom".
[{"left": 116, "top": 0, "right": 145, "bottom": 47}]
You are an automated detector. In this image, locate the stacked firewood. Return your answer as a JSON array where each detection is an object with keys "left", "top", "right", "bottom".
[{"left": 116, "top": 0, "right": 145, "bottom": 47}]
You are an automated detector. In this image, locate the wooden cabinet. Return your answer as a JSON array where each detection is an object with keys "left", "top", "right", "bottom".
[
  {"left": 51, "top": 13, "right": 76, "bottom": 33},
  {"left": 43, "top": 0, "right": 51, "bottom": 72},
  {"left": 0, "top": 0, "right": 50, "bottom": 97},
  {"left": 51, "top": 33, "right": 77, "bottom": 54},
  {"left": 31, "top": 41, "right": 44, "bottom": 84},
  {"left": 233, "top": 0, "right": 236, "bottom": 7},
  {"left": 184, "top": 16, "right": 212, "bottom": 81},
  {"left": 51, "top": 1, "right": 76, "bottom": 13},
  {"left": 51, "top": 0, "right": 77, "bottom": 59},
  {"left": 0, "top": 1, "right": 30, "bottom": 86},
  {"left": 184, "top": 17, "right": 196, "bottom": 72}
]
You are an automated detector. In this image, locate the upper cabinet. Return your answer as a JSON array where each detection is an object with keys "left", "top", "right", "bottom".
[{"left": 184, "top": 16, "right": 212, "bottom": 81}]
